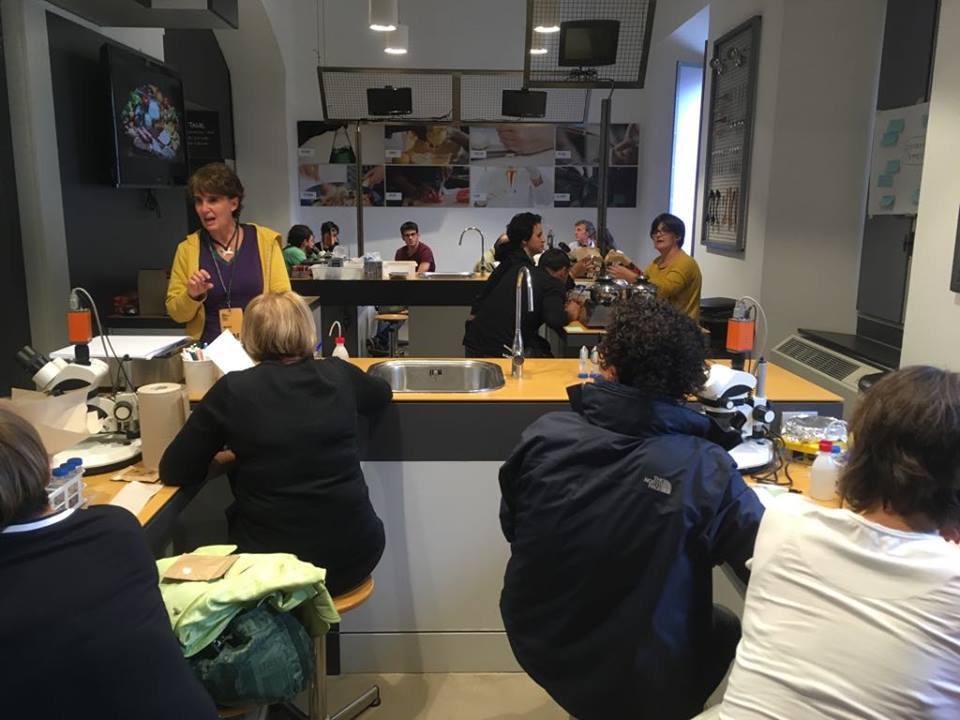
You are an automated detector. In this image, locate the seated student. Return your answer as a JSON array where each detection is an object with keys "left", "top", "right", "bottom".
[
  {"left": 463, "top": 215, "right": 582, "bottom": 357},
  {"left": 318, "top": 220, "right": 342, "bottom": 253},
  {"left": 160, "top": 291, "right": 393, "bottom": 595},
  {"left": 718, "top": 366, "right": 960, "bottom": 720},
  {"left": 394, "top": 221, "right": 435, "bottom": 272},
  {"left": 498, "top": 296, "right": 765, "bottom": 720},
  {"left": 0, "top": 405, "right": 218, "bottom": 719},
  {"left": 283, "top": 223, "right": 317, "bottom": 270}
]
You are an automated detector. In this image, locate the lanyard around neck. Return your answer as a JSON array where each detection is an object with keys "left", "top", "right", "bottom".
[{"left": 208, "top": 223, "right": 241, "bottom": 308}]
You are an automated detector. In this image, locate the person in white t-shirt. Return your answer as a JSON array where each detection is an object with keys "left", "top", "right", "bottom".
[{"left": 719, "top": 365, "right": 960, "bottom": 720}]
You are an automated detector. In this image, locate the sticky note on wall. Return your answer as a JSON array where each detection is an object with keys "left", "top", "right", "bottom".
[
  {"left": 879, "top": 195, "right": 896, "bottom": 209},
  {"left": 878, "top": 174, "right": 894, "bottom": 188},
  {"left": 881, "top": 132, "right": 900, "bottom": 147},
  {"left": 885, "top": 160, "right": 901, "bottom": 174}
]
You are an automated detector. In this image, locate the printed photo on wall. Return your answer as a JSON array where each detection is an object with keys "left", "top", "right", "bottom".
[
  {"left": 384, "top": 166, "right": 470, "bottom": 206},
  {"left": 384, "top": 125, "right": 470, "bottom": 165},
  {"left": 469, "top": 166, "right": 555, "bottom": 208},
  {"left": 554, "top": 166, "right": 638, "bottom": 208},
  {"left": 299, "top": 164, "right": 386, "bottom": 207},
  {"left": 297, "top": 121, "right": 385, "bottom": 165},
  {"left": 469, "top": 124, "right": 555, "bottom": 166},
  {"left": 555, "top": 123, "right": 640, "bottom": 166}
]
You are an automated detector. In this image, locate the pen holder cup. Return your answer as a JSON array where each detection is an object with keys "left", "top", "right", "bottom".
[{"left": 182, "top": 359, "right": 219, "bottom": 398}]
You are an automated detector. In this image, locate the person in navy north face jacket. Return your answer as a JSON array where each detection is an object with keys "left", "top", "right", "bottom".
[{"left": 499, "top": 296, "right": 765, "bottom": 720}]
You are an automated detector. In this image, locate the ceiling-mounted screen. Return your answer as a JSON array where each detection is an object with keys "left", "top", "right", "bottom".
[
  {"left": 559, "top": 20, "right": 621, "bottom": 67},
  {"left": 502, "top": 89, "right": 548, "bottom": 118},
  {"left": 367, "top": 87, "right": 413, "bottom": 116}
]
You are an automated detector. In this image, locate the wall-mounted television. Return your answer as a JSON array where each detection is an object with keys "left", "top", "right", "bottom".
[{"left": 101, "top": 43, "right": 188, "bottom": 188}]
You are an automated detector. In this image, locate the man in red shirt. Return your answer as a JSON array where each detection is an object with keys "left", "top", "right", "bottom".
[{"left": 395, "top": 221, "right": 436, "bottom": 272}]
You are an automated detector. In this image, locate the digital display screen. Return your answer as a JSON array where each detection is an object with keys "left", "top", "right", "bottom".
[{"left": 102, "top": 44, "right": 188, "bottom": 187}]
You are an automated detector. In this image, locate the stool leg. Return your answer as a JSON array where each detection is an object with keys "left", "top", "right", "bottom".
[
  {"left": 309, "top": 635, "right": 328, "bottom": 720},
  {"left": 388, "top": 325, "right": 399, "bottom": 357},
  {"left": 330, "top": 685, "right": 381, "bottom": 720}
]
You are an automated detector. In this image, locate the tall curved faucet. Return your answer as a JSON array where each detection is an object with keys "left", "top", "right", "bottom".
[
  {"left": 459, "top": 226, "right": 485, "bottom": 273},
  {"left": 510, "top": 266, "right": 534, "bottom": 379}
]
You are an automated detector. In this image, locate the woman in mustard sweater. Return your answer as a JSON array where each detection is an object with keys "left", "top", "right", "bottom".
[
  {"left": 166, "top": 162, "right": 291, "bottom": 342},
  {"left": 607, "top": 213, "right": 702, "bottom": 321}
]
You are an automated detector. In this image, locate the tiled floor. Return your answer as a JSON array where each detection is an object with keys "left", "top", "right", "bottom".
[{"left": 273, "top": 672, "right": 569, "bottom": 720}]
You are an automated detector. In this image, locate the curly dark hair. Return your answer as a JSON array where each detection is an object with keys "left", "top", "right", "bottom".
[
  {"left": 187, "top": 162, "right": 244, "bottom": 217},
  {"left": 599, "top": 296, "right": 707, "bottom": 398},
  {"left": 838, "top": 366, "right": 960, "bottom": 527}
]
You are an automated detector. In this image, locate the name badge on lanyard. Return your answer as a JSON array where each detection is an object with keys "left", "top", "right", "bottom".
[{"left": 219, "top": 307, "right": 244, "bottom": 338}]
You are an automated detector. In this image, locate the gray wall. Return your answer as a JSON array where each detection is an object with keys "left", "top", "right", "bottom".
[{"left": 0, "top": 8, "right": 31, "bottom": 394}]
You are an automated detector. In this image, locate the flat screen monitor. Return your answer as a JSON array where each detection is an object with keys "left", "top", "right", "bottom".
[
  {"left": 101, "top": 44, "right": 188, "bottom": 188},
  {"left": 558, "top": 20, "right": 621, "bottom": 67},
  {"left": 501, "top": 89, "right": 547, "bottom": 118},
  {"left": 367, "top": 86, "right": 413, "bottom": 116}
]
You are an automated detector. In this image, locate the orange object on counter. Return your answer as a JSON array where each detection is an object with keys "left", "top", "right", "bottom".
[
  {"left": 67, "top": 308, "right": 93, "bottom": 344},
  {"left": 726, "top": 317, "right": 755, "bottom": 353}
]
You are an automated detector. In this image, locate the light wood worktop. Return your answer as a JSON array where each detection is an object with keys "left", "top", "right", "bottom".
[
  {"left": 85, "top": 463, "right": 178, "bottom": 526},
  {"left": 746, "top": 462, "right": 841, "bottom": 509},
  {"left": 347, "top": 358, "right": 842, "bottom": 404}
]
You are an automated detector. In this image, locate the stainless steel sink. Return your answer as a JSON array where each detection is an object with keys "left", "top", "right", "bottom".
[
  {"left": 367, "top": 359, "right": 505, "bottom": 393},
  {"left": 418, "top": 271, "right": 476, "bottom": 280}
]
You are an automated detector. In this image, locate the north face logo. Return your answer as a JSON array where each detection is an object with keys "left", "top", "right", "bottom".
[{"left": 643, "top": 475, "right": 673, "bottom": 495}]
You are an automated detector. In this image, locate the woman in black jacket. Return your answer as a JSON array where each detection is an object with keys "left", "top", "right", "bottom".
[
  {"left": 0, "top": 405, "right": 218, "bottom": 719},
  {"left": 160, "top": 291, "right": 393, "bottom": 595}
]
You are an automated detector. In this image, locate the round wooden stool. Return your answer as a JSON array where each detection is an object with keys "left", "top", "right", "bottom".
[
  {"left": 220, "top": 578, "right": 380, "bottom": 720},
  {"left": 373, "top": 313, "right": 408, "bottom": 356}
]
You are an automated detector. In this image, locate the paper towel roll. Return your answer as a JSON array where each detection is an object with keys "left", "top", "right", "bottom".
[{"left": 138, "top": 382, "right": 189, "bottom": 471}]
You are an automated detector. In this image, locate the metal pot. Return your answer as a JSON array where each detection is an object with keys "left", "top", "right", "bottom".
[
  {"left": 589, "top": 275, "right": 623, "bottom": 306},
  {"left": 623, "top": 278, "right": 658, "bottom": 300}
]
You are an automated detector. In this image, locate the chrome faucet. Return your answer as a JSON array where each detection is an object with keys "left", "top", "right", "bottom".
[
  {"left": 509, "top": 266, "right": 534, "bottom": 379},
  {"left": 459, "top": 226, "right": 485, "bottom": 273}
]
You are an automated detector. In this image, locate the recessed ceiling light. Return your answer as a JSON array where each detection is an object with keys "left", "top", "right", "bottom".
[{"left": 529, "top": 48, "right": 548, "bottom": 55}]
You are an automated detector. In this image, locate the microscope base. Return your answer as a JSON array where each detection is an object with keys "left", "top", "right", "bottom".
[{"left": 729, "top": 439, "right": 775, "bottom": 473}]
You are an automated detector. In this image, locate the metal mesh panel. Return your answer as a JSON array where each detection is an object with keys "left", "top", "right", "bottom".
[
  {"left": 778, "top": 339, "right": 859, "bottom": 381},
  {"left": 459, "top": 73, "right": 590, "bottom": 123},
  {"left": 701, "top": 17, "right": 761, "bottom": 252},
  {"left": 319, "top": 69, "right": 453, "bottom": 121},
  {"left": 525, "top": 0, "right": 655, "bottom": 88}
]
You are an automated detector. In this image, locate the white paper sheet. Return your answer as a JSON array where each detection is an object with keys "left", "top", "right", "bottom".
[
  {"left": 109, "top": 481, "right": 162, "bottom": 516},
  {"left": 204, "top": 330, "right": 255, "bottom": 374},
  {"left": 50, "top": 335, "right": 189, "bottom": 361},
  {"left": 8, "top": 387, "right": 96, "bottom": 454}
]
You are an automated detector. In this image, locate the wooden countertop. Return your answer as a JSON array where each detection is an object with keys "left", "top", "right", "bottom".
[
  {"left": 563, "top": 321, "right": 606, "bottom": 335},
  {"left": 746, "top": 462, "right": 840, "bottom": 509},
  {"left": 347, "top": 358, "right": 842, "bottom": 404},
  {"left": 85, "top": 463, "right": 179, "bottom": 526}
]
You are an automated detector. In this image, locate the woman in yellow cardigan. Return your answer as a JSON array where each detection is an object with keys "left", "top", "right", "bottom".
[{"left": 166, "top": 162, "right": 291, "bottom": 342}]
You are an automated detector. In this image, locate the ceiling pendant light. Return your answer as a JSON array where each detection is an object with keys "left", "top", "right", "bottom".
[
  {"left": 534, "top": 0, "right": 560, "bottom": 34},
  {"left": 369, "top": 0, "right": 398, "bottom": 32},
  {"left": 384, "top": 24, "right": 409, "bottom": 55}
]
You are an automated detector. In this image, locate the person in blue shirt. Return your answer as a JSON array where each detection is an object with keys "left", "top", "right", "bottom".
[{"left": 498, "top": 295, "right": 765, "bottom": 720}]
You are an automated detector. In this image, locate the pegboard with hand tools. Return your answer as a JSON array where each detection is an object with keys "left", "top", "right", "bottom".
[{"left": 702, "top": 16, "right": 761, "bottom": 253}]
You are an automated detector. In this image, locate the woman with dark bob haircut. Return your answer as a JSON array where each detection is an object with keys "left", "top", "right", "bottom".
[
  {"left": 606, "top": 211, "right": 702, "bottom": 320},
  {"left": 719, "top": 366, "right": 960, "bottom": 719},
  {"left": 0, "top": 405, "right": 218, "bottom": 718},
  {"left": 498, "top": 296, "right": 764, "bottom": 719},
  {"left": 166, "top": 162, "right": 291, "bottom": 342}
]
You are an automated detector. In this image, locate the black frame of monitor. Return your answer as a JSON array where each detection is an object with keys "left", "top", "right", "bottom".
[{"left": 558, "top": 20, "right": 621, "bottom": 68}]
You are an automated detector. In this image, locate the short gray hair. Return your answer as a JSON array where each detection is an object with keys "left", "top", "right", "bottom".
[
  {"left": 575, "top": 219, "right": 596, "bottom": 240},
  {"left": 0, "top": 403, "right": 50, "bottom": 529}
]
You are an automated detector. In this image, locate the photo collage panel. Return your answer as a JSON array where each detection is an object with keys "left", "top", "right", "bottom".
[{"left": 297, "top": 121, "right": 639, "bottom": 209}]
